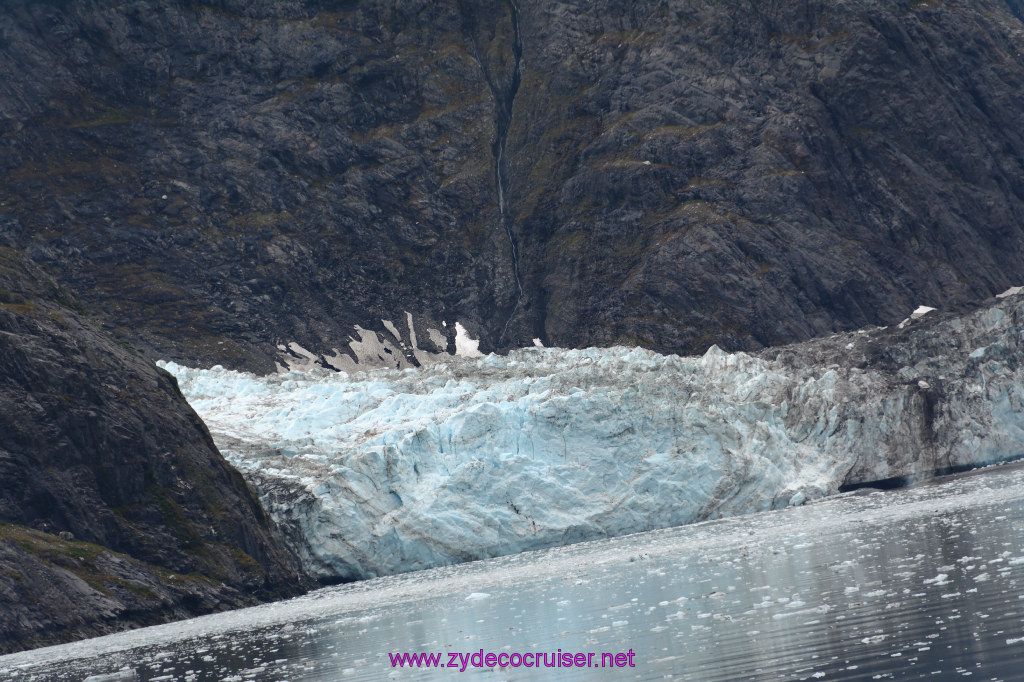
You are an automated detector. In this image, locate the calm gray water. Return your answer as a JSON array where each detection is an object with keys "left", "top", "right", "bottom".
[{"left": 4, "top": 464, "right": 1024, "bottom": 681}]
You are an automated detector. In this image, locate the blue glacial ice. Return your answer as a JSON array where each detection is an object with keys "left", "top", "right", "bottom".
[{"left": 159, "top": 296, "right": 1024, "bottom": 581}]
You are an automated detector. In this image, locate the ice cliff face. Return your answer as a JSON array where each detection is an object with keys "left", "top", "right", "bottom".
[{"left": 162, "top": 295, "right": 1024, "bottom": 582}]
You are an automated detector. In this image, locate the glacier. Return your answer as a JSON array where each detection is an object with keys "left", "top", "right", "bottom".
[{"left": 160, "top": 295, "right": 1024, "bottom": 582}]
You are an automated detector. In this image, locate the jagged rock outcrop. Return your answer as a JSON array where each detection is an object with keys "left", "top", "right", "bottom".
[
  {"left": 0, "top": 248, "right": 309, "bottom": 653},
  {"left": 1, "top": 0, "right": 1023, "bottom": 369}
]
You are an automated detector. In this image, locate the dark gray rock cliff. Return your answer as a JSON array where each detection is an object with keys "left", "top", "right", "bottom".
[
  {"left": 507, "top": 0, "right": 1024, "bottom": 351},
  {"left": 1, "top": 0, "right": 513, "bottom": 370},
  {"left": 0, "top": 248, "right": 308, "bottom": 653},
  {"left": 1, "top": 0, "right": 1023, "bottom": 368}
]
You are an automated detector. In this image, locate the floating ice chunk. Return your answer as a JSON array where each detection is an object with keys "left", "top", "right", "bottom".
[
  {"left": 465, "top": 593, "right": 491, "bottom": 601},
  {"left": 83, "top": 671, "right": 138, "bottom": 682},
  {"left": 969, "top": 347, "right": 986, "bottom": 358}
]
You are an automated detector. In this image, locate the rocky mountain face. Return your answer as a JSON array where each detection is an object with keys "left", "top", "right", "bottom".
[
  {"left": 1, "top": 0, "right": 1023, "bottom": 370},
  {"left": 0, "top": 248, "right": 308, "bottom": 653},
  {"left": 508, "top": 0, "right": 1024, "bottom": 351}
]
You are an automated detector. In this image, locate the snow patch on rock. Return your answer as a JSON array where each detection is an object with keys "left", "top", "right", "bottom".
[
  {"left": 898, "top": 305, "right": 937, "bottom": 329},
  {"left": 997, "top": 286, "right": 1023, "bottom": 299},
  {"left": 454, "top": 322, "right": 483, "bottom": 358},
  {"left": 274, "top": 315, "right": 486, "bottom": 372}
]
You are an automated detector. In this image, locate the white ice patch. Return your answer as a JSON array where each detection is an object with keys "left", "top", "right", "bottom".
[
  {"left": 997, "top": 286, "right": 1023, "bottom": 299},
  {"left": 898, "top": 305, "right": 937, "bottom": 328},
  {"left": 912, "top": 305, "right": 937, "bottom": 318},
  {"left": 274, "top": 315, "right": 479, "bottom": 372},
  {"left": 381, "top": 319, "right": 402, "bottom": 342},
  {"left": 454, "top": 322, "right": 483, "bottom": 357},
  {"left": 426, "top": 327, "right": 447, "bottom": 350}
]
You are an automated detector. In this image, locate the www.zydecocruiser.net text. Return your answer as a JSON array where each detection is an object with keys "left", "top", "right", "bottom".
[{"left": 389, "top": 649, "right": 637, "bottom": 671}]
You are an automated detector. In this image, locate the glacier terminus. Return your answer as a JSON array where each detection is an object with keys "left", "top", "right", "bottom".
[{"left": 161, "top": 294, "right": 1024, "bottom": 582}]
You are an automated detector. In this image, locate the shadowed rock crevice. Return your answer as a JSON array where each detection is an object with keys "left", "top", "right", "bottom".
[
  {"left": 497, "top": 0, "right": 524, "bottom": 344},
  {"left": 458, "top": 0, "right": 527, "bottom": 345}
]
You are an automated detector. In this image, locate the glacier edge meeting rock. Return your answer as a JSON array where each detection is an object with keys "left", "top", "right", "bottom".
[{"left": 163, "top": 294, "right": 1024, "bottom": 582}]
